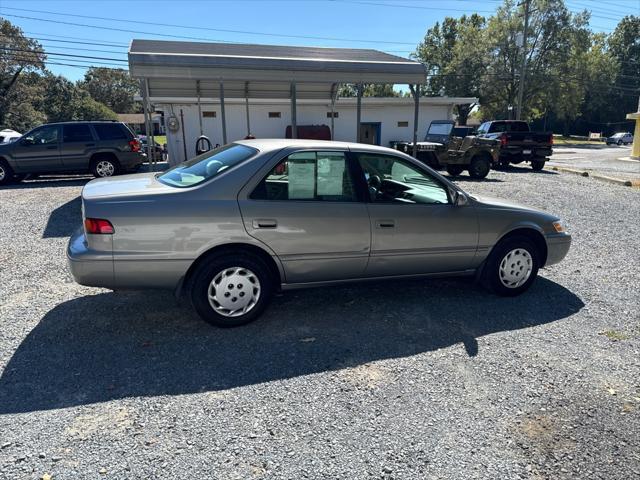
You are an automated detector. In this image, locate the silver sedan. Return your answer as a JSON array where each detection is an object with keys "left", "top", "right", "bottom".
[{"left": 68, "top": 139, "right": 571, "bottom": 327}]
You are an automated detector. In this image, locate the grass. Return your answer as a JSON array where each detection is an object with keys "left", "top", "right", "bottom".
[
  {"left": 599, "top": 330, "right": 631, "bottom": 341},
  {"left": 553, "top": 136, "right": 606, "bottom": 146},
  {"left": 152, "top": 135, "right": 167, "bottom": 145}
]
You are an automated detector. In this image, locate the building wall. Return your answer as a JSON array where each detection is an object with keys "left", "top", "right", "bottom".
[{"left": 159, "top": 100, "right": 454, "bottom": 164}]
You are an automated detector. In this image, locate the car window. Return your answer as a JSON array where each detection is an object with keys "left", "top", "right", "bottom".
[
  {"left": 476, "top": 123, "right": 488, "bottom": 135},
  {"left": 63, "top": 124, "right": 93, "bottom": 143},
  {"left": 510, "top": 122, "right": 530, "bottom": 132},
  {"left": 26, "top": 125, "right": 59, "bottom": 145},
  {"left": 357, "top": 154, "right": 450, "bottom": 205},
  {"left": 427, "top": 123, "right": 453, "bottom": 135},
  {"left": 488, "top": 122, "right": 506, "bottom": 133},
  {"left": 251, "top": 151, "right": 356, "bottom": 202},
  {"left": 93, "top": 123, "right": 128, "bottom": 140},
  {"left": 158, "top": 143, "right": 257, "bottom": 188}
]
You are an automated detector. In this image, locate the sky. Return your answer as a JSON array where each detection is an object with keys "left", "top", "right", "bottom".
[{"left": 1, "top": 0, "right": 638, "bottom": 82}]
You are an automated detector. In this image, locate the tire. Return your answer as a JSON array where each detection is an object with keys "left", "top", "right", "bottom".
[
  {"left": 531, "top": 158, "right": 545, "bottom": 171},
  {"left": 90, "top": 155, "right": 120, "bottom": 178},
  {"left": 188, "top": 251, "right": 275, "bottom": 327},
  {"left": 0, "top": 159, "right": 15, "bottom": 186},
  {"left": 482, "top": 235, "right": 540, "bottom": 297},
  {"left": 617, "top": 140, "right": 622, "bottom": 146},
  {"left": 468, "top": 155, "right": 491, "bottom": 179},
  {"left": 446, "top": 165, "right": 464, "bottom": 176}
]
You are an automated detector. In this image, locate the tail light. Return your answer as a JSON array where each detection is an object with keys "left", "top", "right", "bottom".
[
  {"left": 500, "top": 133, "right": 508, "bottom": 146},
  {"left": 129, "top": 139, "right": 141, "bottom": 152},
  {"left": 85, "top": 218, "right": 114, "bottom": 235}
]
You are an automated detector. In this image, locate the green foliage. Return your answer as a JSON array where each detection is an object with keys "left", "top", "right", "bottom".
[
  {"left": 338, "top": 84, "right": 401, "bottom": 97},
  {"left": 79, "top": 67, "right": 142, "bottom": 113}
]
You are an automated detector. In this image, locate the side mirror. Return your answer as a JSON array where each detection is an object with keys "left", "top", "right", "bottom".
[{"left": 454, "top": 191, "right": 469, "bottom": 206}]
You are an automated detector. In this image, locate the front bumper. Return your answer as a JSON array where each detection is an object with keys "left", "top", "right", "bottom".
[
  {"left": 67, "top": 228, "right": 115, "bottom": 288},
  {"left": 545, "top": 233, "right": 572, "bottom": 266}
]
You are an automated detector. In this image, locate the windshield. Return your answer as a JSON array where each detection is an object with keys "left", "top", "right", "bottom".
[
  {"left": 427, "top": 123, "right": 453, "bottom": 135},
  {"left": 157, "top": 143, "right": 258, "bottom": 188}
]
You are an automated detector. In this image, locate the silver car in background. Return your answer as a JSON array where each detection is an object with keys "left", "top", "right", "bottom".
[{"left": 68, "top": 139, "right": 571, "bottom": 327}]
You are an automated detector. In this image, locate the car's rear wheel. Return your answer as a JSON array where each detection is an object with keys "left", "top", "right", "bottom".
[
  {"left": 482, "top": 236, "right": 540, "bottom": 296},
  {"left": 188, "top": 252, "right": 275, "bottom": 327},
  {"left": 90, "top": 155, "right": 120, "bottom": 178},
  {"left": 0, "top": 160, "right": 15, "bottom": 186},
  {"left": 446, "top": 165, "right": 464, "bottom": 176},
  {"left": 531, "top": 158, "right": 545, "bottom": 171},
  {"left": 468, "top": 155, "right": 491, "bottom": 179}
]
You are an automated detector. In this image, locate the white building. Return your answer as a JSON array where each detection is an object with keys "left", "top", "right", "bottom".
[{"left": 157, "top": 96, "right": 477, "bottom": 164}]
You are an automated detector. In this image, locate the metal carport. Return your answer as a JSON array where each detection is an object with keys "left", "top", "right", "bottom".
[{"left": 128, "top": 39, "right": 426, "bottom": 161}]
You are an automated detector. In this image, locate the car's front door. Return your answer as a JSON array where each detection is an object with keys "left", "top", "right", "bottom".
[
  {"left": 61, "top": 123, "right": 96, "bottom": 170},
  {"left": 10, "top": 125, "right": 62, "bottom": 173},
  {"left": 239, "top": 150, "right": 370, "bottom": 283},
  {"left": 355, "top": 152, "right": 479, "bottom": 277}
]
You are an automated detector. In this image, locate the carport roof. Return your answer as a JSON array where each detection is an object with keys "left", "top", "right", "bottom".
[{"left": 128, "top": 39, "right": 426, "bottom": 99}]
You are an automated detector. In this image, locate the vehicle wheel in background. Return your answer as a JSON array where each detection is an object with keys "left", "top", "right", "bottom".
[
  {"left": 0, "top": 159, "right": 16, "bottom": 186},
  {"left": 531, "top": 158, "right": 545, "bottom": 171},
  {"left": 482, "top": 235, "right": 540, "bottom": 296},
  {"left": 468, "top": 155, "right": 491, "bottom": 179},
  {"left": 188, "top": 251, "right": 275, "bottom": 327},
  {"left": 617, "top": 140, "right": 622, "bottom": 146},
  {"left": 446, "top": 165, "right": 464, "bottom": 176},
  {"left": 90, "top": 155, "right": 120, "bottom": 178}
]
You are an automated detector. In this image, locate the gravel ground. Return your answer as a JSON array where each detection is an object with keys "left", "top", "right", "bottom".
[
  {"left": 0, "top": 169, "right": 639, "bottom": 480},
  {"left": 549, "top": 145, "right": 639, "bottom": 181}
]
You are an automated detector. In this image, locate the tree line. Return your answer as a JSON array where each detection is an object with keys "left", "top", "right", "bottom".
[{"left": 2, "top": 1, "right": 639, "bottom": 136}]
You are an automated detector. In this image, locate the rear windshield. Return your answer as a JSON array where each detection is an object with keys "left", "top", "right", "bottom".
[
  {"left": 427, "top": 123, "right": 453, "bottom": 135},
  {"left": 157, "top": 144, "right": 258, "bottom": 188},
  {"left": 93, "top": 123, "right": 129, "bottom": 140}
]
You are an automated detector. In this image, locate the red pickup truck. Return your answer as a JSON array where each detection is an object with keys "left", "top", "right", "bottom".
[{"left": 476, "top": 120, "right": 553, "bottom": 171}]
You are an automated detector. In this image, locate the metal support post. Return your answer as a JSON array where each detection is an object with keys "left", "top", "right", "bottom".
[
  {"left": 219, "top": 80, "right": 227, "bottom": 144},
  {"left": 409, "top": 84, "right": 420, "bottom": 158},
  {"left": 356, "top": 83, "right": 363, "bottom": 143},
  {"left": 290, "top": 82, "right": 297, "bottom": 139}
]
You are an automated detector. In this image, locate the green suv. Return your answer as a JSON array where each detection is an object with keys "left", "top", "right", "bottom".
[{"left": 0, "top": 121, "right": 144, "bottom": 185}]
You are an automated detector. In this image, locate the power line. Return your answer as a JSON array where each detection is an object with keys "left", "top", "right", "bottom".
[
  {"left": 0, "top": 7, "right": 418, "bottom": 46},
  {"left": 3, "top": 46, "right": 128, "bottom": 63},
  {"left": 331, "top": 0, "right": 494, "bottom": 12}
]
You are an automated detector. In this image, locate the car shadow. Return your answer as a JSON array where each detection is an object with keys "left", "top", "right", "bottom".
[
  {"left": 42, "top": 196, "right": 81, "bottom": 238},
  {"left": 0, "top": 276, "right": 583, "bottom": 414},
  {"left": 2, "top": 175, "right": 91, "bottom": 190}
]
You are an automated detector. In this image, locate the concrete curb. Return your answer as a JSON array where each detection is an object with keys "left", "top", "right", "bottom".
[{"left": 551, "top": 166, "right": 640, "bottom": 188}]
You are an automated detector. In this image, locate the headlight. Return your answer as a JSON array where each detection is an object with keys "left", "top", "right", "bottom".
[{"left": 552, "top": 220, "right": 567, "bottom": 233}]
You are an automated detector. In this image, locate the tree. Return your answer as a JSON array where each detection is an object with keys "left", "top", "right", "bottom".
[
  {"left": 0, "top": 18, "right": 46, "bottom": 125},
  {"left": 79, "top": 67, "right": 142, "bottom": 113},
  {"left": 608, "top": 16, "right": 640, "bottom": 116},
  {"left": 414, "top": 14, "right": 487, "bottom": 124},
  {"left": 337, "top": 84, "right": 401, "bottom": 97},
  {"left": 43, "top": 74, "right": 117, "bottom": 122}
]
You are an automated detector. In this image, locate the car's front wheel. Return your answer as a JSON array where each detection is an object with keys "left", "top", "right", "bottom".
[
  {"left": 188, "top": 252, "right": 275, "bottom": 327},
  {"left": 482, "top": 236, "right": 540, "bottom": 296},
  {"left": 0, "top": 160, "right": 16, "bottom": 186}
]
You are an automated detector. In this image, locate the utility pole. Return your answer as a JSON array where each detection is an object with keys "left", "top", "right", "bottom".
[{"left": 516, "top": 0, "right": 531, "bottom": 120}]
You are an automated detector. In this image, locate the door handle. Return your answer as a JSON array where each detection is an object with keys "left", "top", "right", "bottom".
[
  {"left": 252, "top": 219, "right": 277, "bottom": 229},
  {"left": 376, "top": 219, "right": 395, "bottom": 228}
]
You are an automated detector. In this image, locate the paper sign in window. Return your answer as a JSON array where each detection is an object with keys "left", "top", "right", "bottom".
[
  {"left": 288, "top": 161, "right": 315, "bottom": 199},
  {"left": 317, "top": 157, "right": 346, "bottom": 196}
]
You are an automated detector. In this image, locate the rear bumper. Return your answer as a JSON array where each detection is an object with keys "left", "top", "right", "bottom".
[
  {"left": 67, "top": 228, "right": 115, "bottom": 288},
  {"left": 544, "top": 233, "right": 571, "bottom": 266},
  {"left": 118, "top": 152, "right": 145, "bottom": 170}
]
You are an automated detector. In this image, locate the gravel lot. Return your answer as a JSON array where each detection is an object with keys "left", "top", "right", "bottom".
[{"left": 1, "top": 167, "right": 639, "bottom": 479}]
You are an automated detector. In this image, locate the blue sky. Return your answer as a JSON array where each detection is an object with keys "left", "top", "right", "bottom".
[{"left": 1, "top": 0, "right": 637, "bottom": 82}]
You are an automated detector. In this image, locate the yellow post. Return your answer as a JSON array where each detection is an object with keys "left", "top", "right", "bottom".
[{"left": 627, "top": 112, "right": 640, "bottom": 160}]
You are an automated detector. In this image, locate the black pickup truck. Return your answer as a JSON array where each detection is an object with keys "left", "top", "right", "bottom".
[{"left": 475, "top": 120, "right": 553, "bottom": 171}]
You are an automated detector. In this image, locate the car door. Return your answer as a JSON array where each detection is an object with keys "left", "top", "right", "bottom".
[
  {"left": 238, "top": 149, "right": 371, "bottom": 283},
  {"left": 60, "top": 123, "right": 96, "bottom": 170},
  {"left": 10, "top": 125, "right": 62, "bottom": 173},
  {"left": 354, "top": 152, "right": 479, "bottom": 277}
]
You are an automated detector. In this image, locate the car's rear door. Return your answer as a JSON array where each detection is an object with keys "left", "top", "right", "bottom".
[
  {"left": 238, "top": 149, "right": 370, "bottom": 284},
  {"left": 354, "top": 152, "right": 479, "bottom": 277},
  {"left": 60, "top": 123, "right": 96, "bottom": 170},
  {"left": 10, "top": 125, "right": 62, "bottom": 173}
]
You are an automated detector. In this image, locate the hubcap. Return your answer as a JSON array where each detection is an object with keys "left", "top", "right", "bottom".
[
  {"left": 499, "top": 248, "right": 533, "bottom": 288},
  {"left": 0, "top": 166, "right": 5, "bottom": 181},
  {"left": 96, "top": 160, "right": 115, "bottom": 177},
  {"left": 208, "top": 267, "right": 261, "bottom": 317}
]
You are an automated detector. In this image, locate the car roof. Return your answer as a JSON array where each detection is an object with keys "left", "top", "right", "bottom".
[
  {"left": 234, "top": 138, "right": 403, "bottom": 155},
  {"left": 38, "top": 121, "right": 125, "bottom": 126}
]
